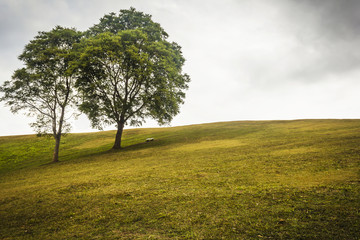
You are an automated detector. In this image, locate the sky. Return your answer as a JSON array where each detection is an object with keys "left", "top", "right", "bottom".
[{"left": 1, "top": 0, "right": 360, "bottom": 136}]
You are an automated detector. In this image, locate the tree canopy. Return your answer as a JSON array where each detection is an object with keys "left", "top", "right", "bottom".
[{"left": 86, "top": 7, "right": 168, "bottom": 41}]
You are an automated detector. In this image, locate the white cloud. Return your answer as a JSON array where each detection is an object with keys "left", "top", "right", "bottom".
[{"left": 1, "top": 0, "right": 359, "bottom": 136}]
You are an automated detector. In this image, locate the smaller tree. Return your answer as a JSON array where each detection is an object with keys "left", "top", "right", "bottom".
[{"left": 0, "top": 26, "right": 82, "bottom": 162}]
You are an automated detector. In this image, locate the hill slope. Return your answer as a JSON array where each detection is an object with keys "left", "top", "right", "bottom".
[{"left": 0, "top": 120, "right": 359, "bottom": 239}]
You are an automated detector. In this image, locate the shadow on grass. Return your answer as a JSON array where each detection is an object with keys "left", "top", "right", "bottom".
[{"left": 39, "top": 140, "right": 161, "bottom": 169}]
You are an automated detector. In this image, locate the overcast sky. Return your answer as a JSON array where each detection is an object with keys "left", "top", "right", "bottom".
[{"left": 1, "top": 0, "right": 360, "bottom": 136}]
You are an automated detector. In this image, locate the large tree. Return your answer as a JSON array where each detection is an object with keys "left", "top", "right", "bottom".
[
  {"left": 75, "top": 8, "right": 190, "bottom": 149},
  {"left": 0, "top": 26, "right": 81, "bottom": 162}
]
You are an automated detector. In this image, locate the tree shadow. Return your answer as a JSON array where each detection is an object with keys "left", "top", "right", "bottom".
[{"left": 39, "top": 139, "right": 163, "bottom": 168}]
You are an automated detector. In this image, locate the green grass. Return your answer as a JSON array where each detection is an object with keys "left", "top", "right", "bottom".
[{"left": 0, "top": 119, "right": 359, "bottom": 239}]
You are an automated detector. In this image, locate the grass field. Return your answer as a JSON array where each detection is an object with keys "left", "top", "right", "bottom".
[{"left": 0, "top": 119, "right": 359, "bottom": 239}]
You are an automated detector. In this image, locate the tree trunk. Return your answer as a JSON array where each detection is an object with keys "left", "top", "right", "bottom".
[
  {"left": 113, "top": 122, "right": 124, "bottom": 149},
  {"left": 53, "top": 134, "right": 61, "bottom": 162}
]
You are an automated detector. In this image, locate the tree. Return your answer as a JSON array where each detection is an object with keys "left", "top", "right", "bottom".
[
  {"left": 75, "top": 8, "right": 190, "bottom": 149},
  {"left": 0, "top": 26, "right": 82, "bottom": 162}
]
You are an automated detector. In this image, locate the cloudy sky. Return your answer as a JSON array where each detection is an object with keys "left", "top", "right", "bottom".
[{"left": 1, "top": 0, "right": 360, "bottom": 136}]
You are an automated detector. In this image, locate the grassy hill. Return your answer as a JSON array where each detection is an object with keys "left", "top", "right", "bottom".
[{"left": 0, "top": 119, "right": 359, "bottom": 239}]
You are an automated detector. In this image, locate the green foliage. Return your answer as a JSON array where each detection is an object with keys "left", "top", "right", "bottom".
[
  {"left": 0, "top": 120, "right": 359, "bottom": 239},
  {"left": 87, "top": 7, "right": 168, "bottom": 41},
  {"left": 0, "top": 26, "right": 82, "bottom": 136},
  {"left": 74, "top": 29, "right": 189, "bottom": 128}
]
